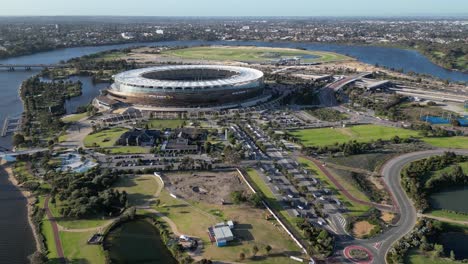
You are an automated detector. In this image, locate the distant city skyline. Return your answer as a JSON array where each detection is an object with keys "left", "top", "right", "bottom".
[{"left": 1, "top": 0, "right": 467, "bottom": 17}]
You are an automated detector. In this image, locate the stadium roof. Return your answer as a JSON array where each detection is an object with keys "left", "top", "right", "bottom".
[{"left": 113, "top": 65, "right": 264, "bottom": 88}]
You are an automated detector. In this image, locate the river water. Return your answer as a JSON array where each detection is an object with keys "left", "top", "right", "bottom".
[{"left": 0, "top": 40, "right": 467, "bottom": 263}]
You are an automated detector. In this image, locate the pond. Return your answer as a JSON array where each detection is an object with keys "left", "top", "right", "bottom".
[
  {"left": 438, "top": 232, "right": 468, "bottom": 260},
  {"left": 429, "top": 186, "right": 468, "bottom": 214},
  {"left": 104, "top": 219, "right": 177, "bottom": 264}
]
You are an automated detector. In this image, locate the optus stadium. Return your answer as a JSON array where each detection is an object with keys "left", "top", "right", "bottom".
[{"left": 101, "top": 65, "right": 265, "bottom": 109}]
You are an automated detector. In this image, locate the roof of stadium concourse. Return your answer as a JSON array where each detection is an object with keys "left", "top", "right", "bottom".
[{"left": 113, "top": 65, "right": 264, "bottom": 88}]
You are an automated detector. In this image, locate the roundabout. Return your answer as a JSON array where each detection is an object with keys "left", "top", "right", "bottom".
[{"left": 343, "top": 245, "right": 374, "bottom": 264}]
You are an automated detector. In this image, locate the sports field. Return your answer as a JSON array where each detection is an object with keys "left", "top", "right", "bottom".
[
  {"left": 163, "top": 46, "right": 352, "bottom": 63},
  {"left": 291, "top": 125, "right": 419, "bottom": 147}
]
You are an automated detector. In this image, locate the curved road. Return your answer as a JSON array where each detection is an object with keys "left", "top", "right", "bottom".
[{"left": 335, "top": 148, "right": 468, "bottom": 264}]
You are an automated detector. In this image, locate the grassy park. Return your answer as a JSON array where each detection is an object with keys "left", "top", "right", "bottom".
[
  {"left": 152, "top": 173, "right": 303, "bottom": 263},
  {"left": 163, "top": 46, "right": 352, "bottom": 63}
]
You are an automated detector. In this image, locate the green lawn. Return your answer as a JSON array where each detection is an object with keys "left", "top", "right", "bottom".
[
  {"left": 145, "top": 119, "right": 185, "bottom": 129},
  {"left": 59, "top": 230, "right": 105, "bottom": 264},
  {"left": 114, "top": 175, "right": 159, "bottom": 206},
  {"left": 291, "top": 125, "right": 468, "bottom": 149},
  {"left": 422, "top": 137, "right": 468, "bottom": 149},
  {"left": 405, "top": 249, "right": 460, "bottom": 264},
  {"left": 163, "top": 46, "right": 352, "bottom": 63},
  {"left": 107, "top": 146, "right": 150, "bottom": 154},
  {"left": 61, "top": 113, "right": 88, "bottom": 123},
  {"left": 297, "top": 157, "right": 371, "bottom": 217},
  {"left": 83, "top": 127, "right": 128, "bottom": 148},
  {"left": 291, "top": 125, "right": 419, "bottom": 147}
]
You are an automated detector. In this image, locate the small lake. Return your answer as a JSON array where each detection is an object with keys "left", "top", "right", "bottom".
[
  {"left": 64, "top": 76, "right": 108, "bottom": 114},
  {"left": 430, "top": 186, "right": 468, "bottom": 213},
  {"left": 104, "top": 219, "right": 177, "bottom": 264},
  {"left": 438, "top": 232, "right": 468, "bottom": 260}
]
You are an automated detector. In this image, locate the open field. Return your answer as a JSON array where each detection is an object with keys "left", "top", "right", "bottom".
[
  {"left": 83, "top": 127, "right": 128, "bottom": 148},
  {"left": 162, "top": 46, "right": 352, "bottom": 63},
  {"left": 145, "top": 119, "right": 185, "bottom": 129},
  {"left": 291, "top": 125, "right": 419, "bottom": 147},
  {"left": 155, "top": 172, "right": 303, "bottom": 263},
  {"left": 297, "top": 157, "right": 371, "bottom": 217},
  {"left": 291, "top": 124, "right": 468, "bottom": 149}
]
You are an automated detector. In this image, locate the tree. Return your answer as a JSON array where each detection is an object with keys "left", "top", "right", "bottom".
[
  {"left": 239, "top": 252, "right": 245, "bottom": 261},
  {"left": 252, "top": 245, "right": 259, "bottom": 257},
  {"left": 12, "top": 133, "right": 25, "bottom": 146},
  {"left": 265, "top": 245, "right": 272, "bottom": 255},
  {"left": 450, "top": 250, "right": 456, "bottom": 260},
  {"left": 433, "top": 244, "right": 445, "bottom": 258}
]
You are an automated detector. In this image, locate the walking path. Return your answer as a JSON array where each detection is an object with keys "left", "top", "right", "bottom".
[
  {"left": 56, "top": 220, "right": 114, "bottom": 233},
  {"left": 418, "top": 213, "right": 468, "bottom": 226},
  {"left": 44, "top": 196, "right": 66, "bottom": 263},
  {"left": 300, "top": 155, "right": 395, "bottom": 212}
]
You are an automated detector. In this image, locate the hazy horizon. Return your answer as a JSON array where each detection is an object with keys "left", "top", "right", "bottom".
[{"left": 1, "top": 0, "right": 467, "bottom": 17}]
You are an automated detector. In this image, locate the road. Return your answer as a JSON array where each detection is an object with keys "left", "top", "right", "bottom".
[{"left": 332, "top": 148, "right": 468, "bottom": 264}]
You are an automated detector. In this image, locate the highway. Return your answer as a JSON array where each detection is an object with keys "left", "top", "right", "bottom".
[{"left": 332, "top": 148, "right": 468, "bottom": 264}]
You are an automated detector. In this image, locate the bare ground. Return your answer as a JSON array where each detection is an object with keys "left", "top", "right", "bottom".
[
  {"left": 163, "top": 171, "right": 247, "bottom": 204},
  {"left": 352, "top": 220, "right": 376, "bottom": 238}
]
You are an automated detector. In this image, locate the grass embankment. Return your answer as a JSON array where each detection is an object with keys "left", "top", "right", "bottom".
[
  {"left": 163, "top": 46, "right": 352, "bottom": 63},
  {"left": 84, "top": 127, "right": 128, "bottom": 148},
  {"left": 423, "top": 137, "right": 468, "bottom": 149},
  {"left": 290, "top": 124, "right": 468, "bottom": 149},
  {"left": 405, "top": 249, "right": 460, "bottom": 264},
  {"left": 61, "top": 112, "right": 88, "bottom": 123},
  {"left": 154, "top": 173, "right": 302, "bottom": 263},
  {"left": 83, "top": 127, "right": 151, "bottom": 154},
  {"left": 297, "top": 157, "right": 371, "bottom": 217},
  {"left": 245, "top": 169, "right": 299, "bottom": 224}
]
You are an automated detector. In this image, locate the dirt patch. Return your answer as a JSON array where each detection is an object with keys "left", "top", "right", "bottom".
[
  {"left": 381, "top": 212, "right": 395, "bottom": 224},
  {"left": 163, "top": 171, "right": 247, "bottom": 204},
  {"left": 352, "top": 221, "right": 376, "bottom": 238}
]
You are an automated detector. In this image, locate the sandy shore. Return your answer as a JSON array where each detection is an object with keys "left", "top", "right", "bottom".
[{"left": 1, "top": 160, "right": 41, "bottom": 254}]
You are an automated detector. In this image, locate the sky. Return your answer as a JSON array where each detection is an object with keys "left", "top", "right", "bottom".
[{"left": 1, "top": 0, "right": 467, "bottom": 17}]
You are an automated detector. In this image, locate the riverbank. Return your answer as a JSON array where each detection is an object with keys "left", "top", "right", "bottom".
[{"left": 0, "top": 160, "right": 40, "bottom": 260}]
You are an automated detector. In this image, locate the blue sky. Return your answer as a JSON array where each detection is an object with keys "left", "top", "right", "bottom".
[{"left": 1, "top": 0, "right": 467, "bottom": 16}]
